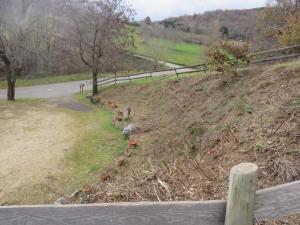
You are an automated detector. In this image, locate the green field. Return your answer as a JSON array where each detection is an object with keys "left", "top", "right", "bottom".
[{"left": 132, "top": 29, "right": 205, "bottom": 66}]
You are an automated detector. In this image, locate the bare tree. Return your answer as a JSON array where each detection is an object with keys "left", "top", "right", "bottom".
[
  {"left": 146, "top": 38, "right": 170, "bottom": 70},
  {"left": 140, "top": 24, "right": 171, "bottom": 70},
  {"left": 64, "top": 0, "right": 134, "bottom": 95},
  {"left": 0, "top": 0, "right": 53, "bottom": 100}
]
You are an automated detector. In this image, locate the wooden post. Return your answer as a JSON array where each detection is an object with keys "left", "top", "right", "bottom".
[
  {"left": 174, "top": 67, "right": 179, "bottom": 77},
  {"left": 150, "top": 72, "right": 153, "bottom": 81},
  {"left": 204, "top": 64, "right": 208, "bottom": 73},
  {"left": 114, "top": 74, "right": 117, "bottom": 85},
  {"left": 225, "top": 163, "right": 258, "bottom": 225},
  {"left": 79, "top": 84, "right": 84, "bottom": 95}
]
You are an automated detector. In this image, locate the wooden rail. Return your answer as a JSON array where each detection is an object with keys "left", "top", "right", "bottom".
[
  {"left": 0, "top": 163, "right": 299, "bottom": 225},
  {"left": 249, "top": 44, "right": 300, "bottom": 64},
  {"left": 97, "top": 64, "right": 208, "bottom": 87},
  {"left": 97, "top": 44, "right": 300, "bottom": 88},
  {"left": 251, "top": 53, "right": 300, "bottom": 64},
  {"left": 249, "top": 44, "right": 300, "bottom": 57}
]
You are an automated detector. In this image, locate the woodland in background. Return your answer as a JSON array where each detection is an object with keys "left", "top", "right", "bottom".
[
  {"left": 140, "top": 0, "right": 300, "bottom": 49},
  {"left": 0, "top": 0, "right": 134, "bottom": 99},
  {"left": 160, "top": 8, "right": 262, "bottom": 43}
]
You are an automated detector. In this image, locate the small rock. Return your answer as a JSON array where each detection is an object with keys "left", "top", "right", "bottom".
[
  {"left": 123, "top": 123, "right": 135, "bottom": 136},
  {"left": 123, "top": 106, "right": 131, "bottom": 120},
  {"left": 54, "top": 197, "right": 68, "bottom": 205}
]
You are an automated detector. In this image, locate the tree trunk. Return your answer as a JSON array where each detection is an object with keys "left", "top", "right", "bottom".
[
  {"left": 7, "top": 79, "right": 16, "bottom": 101},
  {"left": 92, "top": 70, "right": 98, "bottom": 96},
  {"left": 0, "top": 49, "right": 15, "bottom": 101},
  {"left": 6, "top": 68, "right": 16, "bottom": 101}
]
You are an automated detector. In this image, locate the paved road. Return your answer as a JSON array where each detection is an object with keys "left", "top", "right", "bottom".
[
  {"left": 0, "top": 80, "right": 93, "bottom": 99},
  {"left": 134, "top": 55, "right": 183, "bottom": 69},
  {"left": 0, "top": 59, "right": 187, "bottom": 99}
]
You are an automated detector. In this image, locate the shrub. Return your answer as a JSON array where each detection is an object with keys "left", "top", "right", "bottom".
[{"left": 205, "top": 41, "right": 250, "bottom": 75}]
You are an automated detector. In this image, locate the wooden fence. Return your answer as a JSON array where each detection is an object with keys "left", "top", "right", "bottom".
[
  {"left": 250, "top": 44, "right": 300, "bottom": 64},
  {"left": 97, "top": 44, "right": 300, "bottom": 89},
  {"left": 0, "top": 163, "right": 299, "bottom": 225},
  {"left": 97, "top": 64, "right": 208, "bottom": 87}
]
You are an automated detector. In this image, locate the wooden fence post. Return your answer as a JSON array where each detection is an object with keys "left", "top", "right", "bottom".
[
  {"left": 174, "top": 67, "right": 179, "bottom": 77},
  {"left": 204, "top": 64, "right": 208, "bottom": 73},
  {"left": 114, "top": 74, "right": 117, "bottom": 85},
  {"left": 225, "top": 163, "right": 258, "bottom": 225}
]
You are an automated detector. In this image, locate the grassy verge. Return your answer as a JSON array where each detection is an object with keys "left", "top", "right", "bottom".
[
  {"left": 65, "top": 94, "right": 128, "bottom": 187},
  {"left": 132, "top": 29, "right": 205, "bottom": 66}
]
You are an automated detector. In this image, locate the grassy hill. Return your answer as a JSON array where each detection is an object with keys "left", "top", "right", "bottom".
[{"left": 68, "top": 59, "right": 300, "bottom": 224}]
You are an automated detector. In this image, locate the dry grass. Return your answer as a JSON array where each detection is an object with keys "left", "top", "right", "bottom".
[
  {"left": 0, "top": 98, "right": 127, "bottom": 205},
  {"left": 68, "top": 63, "right": 300, "bottom": 223},
  {"left": 0, "top": 100, "right": 76, "bottom": 204}
]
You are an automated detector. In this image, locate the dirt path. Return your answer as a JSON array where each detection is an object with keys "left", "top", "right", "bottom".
[
  {"left": 0, "top": 102, "right": 77, "bottom": 204},
  {"left": 48, "top": 96, "right": 92, "bottom": 112}
]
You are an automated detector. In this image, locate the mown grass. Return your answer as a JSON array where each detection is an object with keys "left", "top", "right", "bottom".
[
  {"left": 132, "top": 29, "right": 205, "bottom": 66},
  {"left": 65, "top": 94, "right": 128, "bottom": 187},
  {"left": 0, "top": 98, "right": 43, "bottom": 105}
]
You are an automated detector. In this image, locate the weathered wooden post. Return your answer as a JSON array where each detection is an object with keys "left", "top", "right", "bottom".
[
  {"left": 150, "top": 72, "right": 153, "bottom": 81},
  {"left": 204, "top": 64, "right": 208, "bottom": 73},
  {"left": 174, "top": 67, "right": 179, "bottom": 77},
  {"left": 114, "top": 74, "right": 117, "bottom": 85},
  {"left": 225, "top": 163, "right": 258, "bottom": 225}
]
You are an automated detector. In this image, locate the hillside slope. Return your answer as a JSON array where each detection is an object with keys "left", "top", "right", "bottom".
[{"left": 70, "top": 61, "right": 300, "bottom": 223}]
